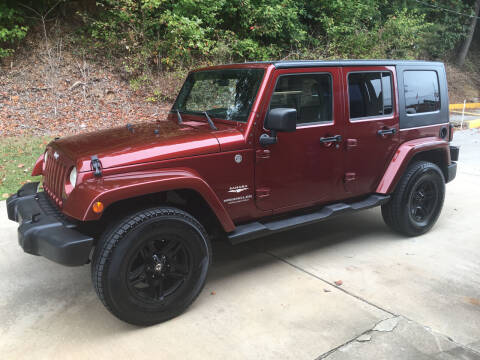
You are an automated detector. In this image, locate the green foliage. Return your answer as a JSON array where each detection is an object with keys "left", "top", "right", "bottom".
[
  {"left": 0, "top": 4, "right": 28, "bottom": 58},
  {"left": 0, "top": 0, "right": 478, "bottom": 69},
  {"left": 0, "top": 136, "right": 48, "bottom": 196}
]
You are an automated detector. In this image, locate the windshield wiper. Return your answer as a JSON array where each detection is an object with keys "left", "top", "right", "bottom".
[
  {"left": 175, "top": 109, "right": 183, "bottom": 125},
  {"left": 203, "top": 111, "right": 218, "bottom": 130}
]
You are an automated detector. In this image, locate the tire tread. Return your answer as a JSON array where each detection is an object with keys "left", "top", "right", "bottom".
[
  {"left": 381, "top": 161, "right": 445, "bottom": 237},
  {"left": 91, "top": 207, "right": 211, "bottom": 325}
]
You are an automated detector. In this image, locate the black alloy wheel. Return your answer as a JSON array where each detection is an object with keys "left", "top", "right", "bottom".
[
  {"left": 408, "top": 177, "right": 439, "bottom": 227},
  {"left": 381, "top": 161, "right": 445, "bottom": 236},
  {"left": 127, "top": 237, "right": 191, "bottom": 303},
  {"left": 92, "top": 207, "right": 211, "bottom": 326}
]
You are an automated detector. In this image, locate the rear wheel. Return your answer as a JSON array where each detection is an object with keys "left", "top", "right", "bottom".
[
  {"left": 381, "top": 161, "right": 445, "bottom": 236},
  {"left": 91, "top": 207, "right": 211, "bottom": 326}
]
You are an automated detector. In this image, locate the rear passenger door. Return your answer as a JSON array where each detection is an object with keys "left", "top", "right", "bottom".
[{"left": 341, "top": 66, "right": 399, "bottom": 196}]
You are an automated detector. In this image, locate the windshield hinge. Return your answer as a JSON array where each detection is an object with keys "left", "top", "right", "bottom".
[{"left": 91, "top": 155, "right": 103, "bottom": 177}]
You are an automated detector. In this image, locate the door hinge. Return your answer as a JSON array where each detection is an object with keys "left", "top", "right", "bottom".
[
  {"left": 344, "top": 172, "right": 356, "bottom": 182},
  {"left": 346, "top": 138, "right": 358, "bottom": 150},
  {"left": 255, "top": 187, "right": 270, "bottom": 199},
  {"left": 256, "top": 149, "right": 271, "bottom": 161}
]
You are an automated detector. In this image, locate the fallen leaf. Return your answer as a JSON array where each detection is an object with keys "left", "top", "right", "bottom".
[
  {"left": 334, "top": 280, "right": 343, "bottom": 286},
  {"left": 210, "top": 291, "right": 216, "bottom": 295},
  {"left": 18, "top": 164, "right": 24, "bottom": 168},
  {"left": 2, "top": 193, "right": 9, "bottom": 198}
]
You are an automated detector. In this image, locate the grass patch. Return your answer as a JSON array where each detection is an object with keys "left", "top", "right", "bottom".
[{"left": 0, "top": 137, "right": 50, "bottom": 198}]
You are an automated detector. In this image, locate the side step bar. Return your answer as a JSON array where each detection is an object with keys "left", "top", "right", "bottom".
[{"left": 227, "top": 194, "right": 390, "bottom": 245}]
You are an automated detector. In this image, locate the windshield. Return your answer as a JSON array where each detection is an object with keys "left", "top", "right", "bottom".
[{"left": 173, "top": 68, "right": 265, "bottom": 123}]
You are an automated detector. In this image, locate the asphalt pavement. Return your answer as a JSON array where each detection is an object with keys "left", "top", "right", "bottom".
[{"left": 0, "top": 129, "right": 479, "bottom": 359}]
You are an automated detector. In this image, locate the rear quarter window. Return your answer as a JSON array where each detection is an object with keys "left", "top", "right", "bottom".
[{"left": 404, "top": 70, "right": 440, "bottom": 114}]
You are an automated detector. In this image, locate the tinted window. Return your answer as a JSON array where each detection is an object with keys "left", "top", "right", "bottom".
[
  {"left": 270, "top": 74, "right": 333, "bottom": 124},
  {"left": 174, "top": 68, "right": 264, "bottom": 122},
  {"left": 404, "top": 71, "right": 440, "bottom": 114},
  {"left": 348, "top": 72, "right": 393, "bottom": 119}
]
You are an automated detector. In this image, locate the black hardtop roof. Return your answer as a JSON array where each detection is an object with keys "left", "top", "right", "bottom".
[{"left": 241, "top": 59, "right": 444, "bottom": 69}]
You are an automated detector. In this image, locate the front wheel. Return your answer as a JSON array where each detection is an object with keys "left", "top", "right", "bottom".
[
  {"left": 91, "top": 207, "right": 211, "bottom": 326},
  {"left": 381, "top": 161, "right": 445, "bottom": 237}
]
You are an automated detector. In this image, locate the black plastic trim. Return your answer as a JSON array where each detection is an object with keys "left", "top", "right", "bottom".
[
  {"left": 446, "top": 162, "right": 457, "bottom": 184},
  {"left": 228, "top": 194, "right": 390, "bottom": 245},
  {"left": 6, "top": 183, "right": 93, "bottom": 266},
  {"left": 450, "top": 145, "right": 459, "bottom": 162}
]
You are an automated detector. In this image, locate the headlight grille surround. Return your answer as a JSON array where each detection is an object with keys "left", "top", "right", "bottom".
[
  {"left": 69, "top": 167, "right": 77, "bottom": 189},
  {"left": 43, "top": 149, "right": 74, "bottom": 208}
]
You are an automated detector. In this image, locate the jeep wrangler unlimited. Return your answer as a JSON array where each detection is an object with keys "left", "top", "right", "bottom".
[{"left": 7, "top": 60, "right": 459, "bottom": 325}]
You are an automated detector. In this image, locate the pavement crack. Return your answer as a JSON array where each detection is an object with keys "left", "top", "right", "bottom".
[
  {"left": 316, "top": 316, "right": 400, "bottom": 359},
  {"left": 263, "top": 250, "right": 395, "bottom": 317},
  {"left": 262, "top": 249, "right": 480, "bottom": 359}
]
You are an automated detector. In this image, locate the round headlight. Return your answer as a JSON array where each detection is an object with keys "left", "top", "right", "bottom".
[
  {"left": 43, "top": 152, "right": 48, "bottom": 169},
  {"left": 69, "top": 167, "right": 77, "bottom": 188}
]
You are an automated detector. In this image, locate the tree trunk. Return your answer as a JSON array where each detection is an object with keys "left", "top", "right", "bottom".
[{"left": 456, "top": 0, "right": 480, "bottom": 66}]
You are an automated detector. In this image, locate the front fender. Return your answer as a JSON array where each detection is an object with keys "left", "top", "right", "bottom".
[
  {"left": 376, "top": 137, "right": 450, "bottom": 194},
  {"left": 31, "top": 154, "right": 44, "bottom": 176},
  {"left": 63, "top": 168, "right": 235, "bottom": 232}
]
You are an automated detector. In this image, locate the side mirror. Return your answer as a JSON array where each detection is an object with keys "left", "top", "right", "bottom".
[{"left": 260, "top": 108, "right": 297, "bottom": 146}]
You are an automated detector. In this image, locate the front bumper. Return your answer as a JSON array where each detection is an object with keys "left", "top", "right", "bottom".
[{"left": 6, "top": 182, "right": 93, "bottom": 266}]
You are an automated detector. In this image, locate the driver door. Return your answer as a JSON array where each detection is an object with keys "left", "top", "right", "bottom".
[{"left": 255, "top": 68, "right": 347, "bottom": 212}]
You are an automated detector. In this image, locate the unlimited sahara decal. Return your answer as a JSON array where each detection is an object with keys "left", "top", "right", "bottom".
[{"left": 224, "top": 185, "right": 252, "bottom": 204}]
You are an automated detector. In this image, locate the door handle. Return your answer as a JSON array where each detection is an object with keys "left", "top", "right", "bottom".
[
  {"left": 377, "top": 128, "right": 396, "bottom": 137},
  {"left": 319, "top": 135, "right": 342, "bottom": 144}
]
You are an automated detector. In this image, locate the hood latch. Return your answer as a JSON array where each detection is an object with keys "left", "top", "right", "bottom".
[{"left": 91, "top": 155, "right": 103, "bottom": 177}]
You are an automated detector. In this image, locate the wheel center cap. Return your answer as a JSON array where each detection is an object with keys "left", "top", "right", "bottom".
[{"left": 154, "top": 263, "right": 163, "bottom": 272}]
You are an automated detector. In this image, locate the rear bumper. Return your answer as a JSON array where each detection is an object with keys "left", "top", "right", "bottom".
[
  {"left": 6, "top": 182, "right": 93, "bottom": 266},
  {"left": 446, "top": 162, "right": 457, "bottom": 183},
  {"left": 446, "top": 145, "right": 459, "bottom": 183}
]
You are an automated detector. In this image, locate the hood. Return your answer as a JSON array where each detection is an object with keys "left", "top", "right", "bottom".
[{"left": 50, "top": 121, "right": 237, "bottom": 172}]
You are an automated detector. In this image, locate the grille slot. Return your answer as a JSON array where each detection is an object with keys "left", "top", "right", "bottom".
[{"left": 43, "top": 151, "right": 69, "bottom": 208}]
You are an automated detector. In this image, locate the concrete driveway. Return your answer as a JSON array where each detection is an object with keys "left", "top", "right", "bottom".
[{"left": 1, "top": 129, "right": 479, "bottom": 360}]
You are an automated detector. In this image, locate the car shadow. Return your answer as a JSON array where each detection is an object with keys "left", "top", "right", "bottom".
[{"left": 207, "top": 208, "right": 398, "bottom": 283}]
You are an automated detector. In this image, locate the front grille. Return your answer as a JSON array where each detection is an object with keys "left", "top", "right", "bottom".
[{"left": 43, "top": 150, "right": 70, "bottom": 208}]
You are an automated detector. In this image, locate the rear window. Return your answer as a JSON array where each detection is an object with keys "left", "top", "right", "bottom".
[
  {"left": 404, "top": 70, "right": 440, "bottom": 114},
  {"left": 348, "top": 72, "right": 393, "bottom": 120}
]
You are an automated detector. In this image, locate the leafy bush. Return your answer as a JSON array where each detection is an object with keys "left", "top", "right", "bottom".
[{"left": 0, "top": 4, "right": 28, "bottom": 58}]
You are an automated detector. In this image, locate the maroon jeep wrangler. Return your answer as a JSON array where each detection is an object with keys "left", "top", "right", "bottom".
[{"left": 7, "top": 60, "right": 458, "bottom": 325}]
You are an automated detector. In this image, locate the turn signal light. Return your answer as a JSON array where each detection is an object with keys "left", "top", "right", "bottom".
[{"left": 92, "top": 201, "right": 104, "bottom": 214}]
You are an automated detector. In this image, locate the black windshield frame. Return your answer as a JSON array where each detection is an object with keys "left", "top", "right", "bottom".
[{"left": 173, "top": 68, "right": 265, "bottom": 123}]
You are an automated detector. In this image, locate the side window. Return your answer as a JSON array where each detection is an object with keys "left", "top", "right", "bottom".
[
  {"left": 404, "top": 70, "right": 440, "bottom": 114},
  {"left": 270, "top": 73, "right": 333, "bottom": 125},
  {"left": 348, "top": 72, "right": 393, "bottom": 119}
]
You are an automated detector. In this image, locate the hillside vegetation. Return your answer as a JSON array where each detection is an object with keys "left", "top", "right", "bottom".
[
  {"left": 1, "top": 1, "right": 480, "bottom": 72},
  {"left": 0, "top": 0, "right": 479, "bottom": 133}
]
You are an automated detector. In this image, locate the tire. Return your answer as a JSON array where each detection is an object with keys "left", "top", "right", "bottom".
[
  {"left": 381, "top": 161, "right": 445, "bottom": 237},
  {"left": 91, "top": 207, "right": 211, "bottom": 326}
]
